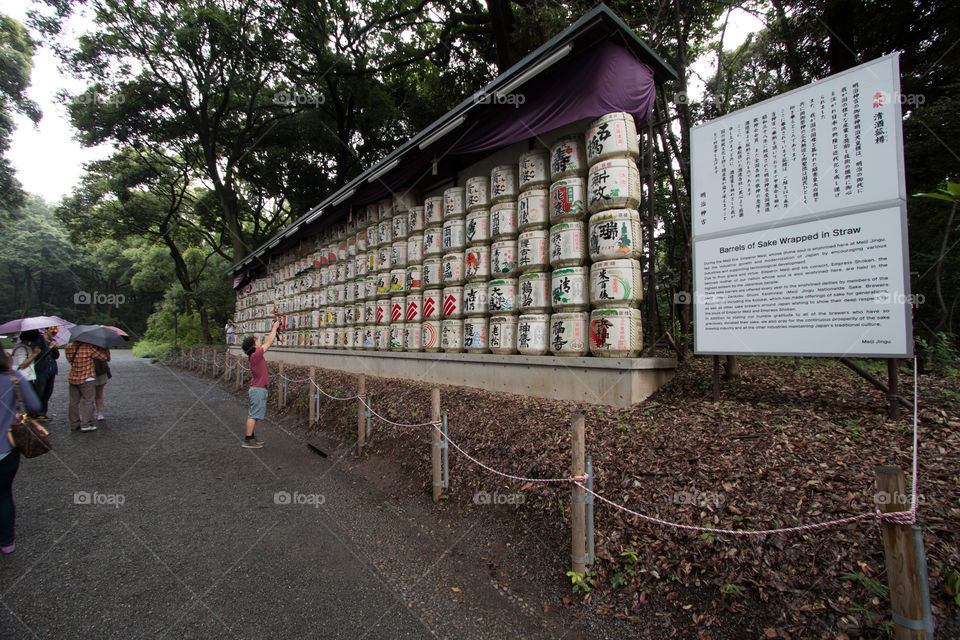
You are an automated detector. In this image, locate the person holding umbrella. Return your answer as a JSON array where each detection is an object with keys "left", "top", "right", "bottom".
[
  {"left": 14, "top": 326, "right": 62, "bottom": 421},
  {"left": 64, "top": 328, "right": 114, "bottom": 433}
]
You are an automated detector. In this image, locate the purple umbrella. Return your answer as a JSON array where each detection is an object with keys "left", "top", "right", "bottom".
[{"left": 0, "top": 315, "right": 75, "bottom": 334}]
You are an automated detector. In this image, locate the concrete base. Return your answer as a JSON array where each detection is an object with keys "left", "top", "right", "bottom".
[{"left": 229, "top": 347, "right": 676, "bottom": 408}]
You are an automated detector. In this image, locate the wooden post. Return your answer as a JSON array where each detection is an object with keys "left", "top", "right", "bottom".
[
  {"left": 875, "top": 467, "right": 927, "bottom": 639},
  {"left": 888, "top": 358, "right": 900, "bottom": 420},
  {"left": 357, "top": 375, "right": 366, "bottom": 449},
  {"left": 570, "top": 414, "right": 586, "bottom": 576},
  {"left": 712, "top": 355, "right": 721, "bottom": 401},
  {"left": 225, "top": 355, "right": 231, "bottom": 382},
  {"left": 308, "top": 366, "right": 316, "bottom": 424},
  {"left": 431, "top": 388, "right": 442, "bottom": 503}
]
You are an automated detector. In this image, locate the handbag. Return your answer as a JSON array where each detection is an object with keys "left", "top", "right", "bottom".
[
  {"left": 6, "top": 376, "right": 52, "bottom": 458},
  {"left": 93, "top": 359, "right": 109, "bottom": 376}
]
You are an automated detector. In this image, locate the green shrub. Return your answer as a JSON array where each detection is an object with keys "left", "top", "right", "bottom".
[{"left": 132, "top": 339, "right": 178, "bottom": 363}]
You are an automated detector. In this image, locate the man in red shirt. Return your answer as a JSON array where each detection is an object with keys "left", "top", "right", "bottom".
[
  {"left": 64, "top": 341, "right": 109, "bottom": 432},
  {"left": 239, "top": 319, "right": 280, "bottom": 448}
]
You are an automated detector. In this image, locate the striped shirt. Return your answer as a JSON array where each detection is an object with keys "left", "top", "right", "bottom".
[{"left": 64, "top": 342, "right": 109, "bottom": 384}]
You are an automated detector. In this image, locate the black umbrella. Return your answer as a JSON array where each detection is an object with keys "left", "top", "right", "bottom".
[{"left": 68, "top": 325, "right": 129, "bottom": 348}]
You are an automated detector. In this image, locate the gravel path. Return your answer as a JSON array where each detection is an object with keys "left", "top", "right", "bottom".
[{"left": 0, "top": 352, "right": 582, "bottom": 639}]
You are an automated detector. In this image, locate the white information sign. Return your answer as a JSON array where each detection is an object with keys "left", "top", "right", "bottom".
[{"left": 691, "top": 55, "right": 912, "bottom": 357}]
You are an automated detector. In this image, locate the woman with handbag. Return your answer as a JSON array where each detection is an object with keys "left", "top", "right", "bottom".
[
  {"left": 14, "top": 328, "right": 60, "bottom": 421},
  {"left": 93, "top": 348, "right": 111, "bottom": 421},
  {"left": 0, "top": 347, "right": 42, "bottom": 555}
]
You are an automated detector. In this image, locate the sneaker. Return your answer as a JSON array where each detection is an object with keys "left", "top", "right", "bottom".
[
  {"left": 1, "top": 543, "right": 15, "bottom": 555},
  {"left": 250, "top": 434, "right": 264, "bottom": 445},
  {"left": 95, "top": 412, "right": 105, "bottom": 421},
  {"left": 241, "top": 438, "right": 263, "bottom": 449},
  {"left": 79, "top": 424, "right": 97, "bottom": 432}
]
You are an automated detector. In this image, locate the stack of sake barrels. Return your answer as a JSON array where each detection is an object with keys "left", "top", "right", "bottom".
[
  {"left": 420, "top": 194, "right": 445, "bottom": 351},
  {"left": 461, "top": 176, "right": 492, "bottom": 353},
  {"left": 438, "top": 185, "right": 468, "bottom": 352},
  {"left": 513, "top": 150, "right": 551, "bottom": 355}
]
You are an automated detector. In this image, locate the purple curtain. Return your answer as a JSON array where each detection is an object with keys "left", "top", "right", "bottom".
[{"left": 450, "top": 40, "right": 657, "bottom": 154}]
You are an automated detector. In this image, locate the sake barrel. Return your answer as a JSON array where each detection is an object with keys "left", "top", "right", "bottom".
[
  {"left": 422, "top": 257, "right": 442, "bottom": 289},
  {"left": 343, "top": 281, "right": 355, "bottom": 304},
  {"left": 333, "top": 305, "right": 346, "bottom": 327},
  {"left": 352, "top": 326, "right": 362, "bottom": 349},
  {"left": 442, "top": 218, "right": 466, "bottom": 252},
  {"left": 355, "top": 253, "right": 368, "bottom": 277},
  {"left": 517, "top": 313, "right": 550, "bottom": 356},
  {"left": 344, "top": 259, "right": 356, "bottom": 281},
  {"left": 325, "top": 326, "right": 336, "bottom": 348},
  {"left": 442, "top": 285, "right": 464, "bottom": 319},
  {"left": 390, "top": 295, "right": 405, "bottom": 323},
  {"left": 362, "top": 325, "right": 375, "bottom": 350},
  {"left": 588, "top": 209, "right": 642, "bottom": 261},
  {"left": 389, "top": 323, "right": 405, "bottom": 351},
  {"left": 424, "top": 196, "right": 444, "bottom": 225},
  {"left": 404, "top": 322, "right": 422, "bottom": 352},
  {"left": 490, "top": 202, "right": 518, "bottom": 240},
  {"left": 463, "top": 316, "right": 489, "bottom": 353},
  {"left": 378, "top": 218, "right": 393, "bottom": 247},
  {"left": 442, "top": 251, "right": 465, "bottom": 285},
  {"left": 464, "top": 245, "right": 491, "bottom": 282},
  {"left": 519, "top": 149, "right": 550, "bottom": 191},
  {"left": 366, "top": 203, "right": 379, "bottom": 225},
  {"left": 343, "top": 328, "right": 355, "bottom": 349},
  {"left": 355, "top": 277, "right": 367, "bottom": 302},
  {"left": 392, "top": 213, "right": 409, "bottom": 241},
  {"left": 375, "top": 325, "right": 390, "bottom": 351},
  {"left": 490, "top": 239, "right": 519, "bottom": 277},
  {"left": 355, "top": 229, "right": 367, "bottom": 255},
  {"left": 378, "top": 198, "right": 393, "bottom": 222},
  {"left": 490, "top": 165, "right": 519, "bottom": 203},
  {"left": 375, "top": 271, "right": 390, "bottom": 298},
  {"left": 443, "top": 187, "right": 466, "bottom": 219},
  {"left": 364, "top": 299, "right": 376, "bottom": 325},
  {"left": 550, "top": 136, "right": 587, "bottom": 180},
  {"left": 347, "top": 234, "right": 357, "bottom": 258},
  {"left": 590, "top": 307, "right": 642, "bottom": 357},
  {"left": 422, "top": 288, "right": 442, "bottom": 320},
  {"left": 590, "top": 259, "right": 643, "bottom": 308},
  {"left": 518, "top": 189, "right": 549, "bottom": 231},
  {"left": 550, "top": 221, "right": 587, "bottom": 267},
  {"left": 408, "top": 205, "right": 425, "bottom": 234},
  {"left": 550, "top": 177, "right": 587, "bottom": 222},
  {"left": 335, "top": 261, "right": 346, "bottom": 283},
  {"left": 465, "top": 209, "right": 490, "bottom": 245},
  {"left": 394, "top": 189, "right": 419, "bottom": 213},
  {"left": 441, "top": 319, "right": 464, "bottom": 353},
  {"left": 487, "top": 277, "right": 518, "bottom": 315},
  {"left": 366, "top": 222, "right": 379, "bottom": 250},
  {"left": 586, "top": 111, "right": 639, "bottom": 166},
  {"left": 352, "top": 302, "right": 363, "bottom": 326},
  {"left": 389, "top": 268, "right": 407, "bottom": 295},
  {"left": 406, "top": 233, "right": 424, "bottom": 265},
  {"left": 423, "top": 226, "right": 443, "bottom": 257},
  {"left": 365, "top": 249, "right": 376, "bottom": 275},
  {"left": 587, "top": 159, "right": 641, "bottom": 214},
  {"left": 465, "top": 176, "right": 490, "bottom": 211},
  {"left": 376, "top": 246, "right": 391, "bottom": 273},
  {"left": 364, "top": 276, "right": 378, "bottom": 301},
  {"left": 518, "top": 272, "right": 551, "bottom": 313},
  {"left": 463, "top": 281, "right": 488, "bottom": 317},
  {"left": 391, "top": 241, "right": 408, "bottom": 268},
  {"left": 489, "top": 315, "right": 518, "bottom": 354},
  {"left": 421, "top": 319, "right": 441, "bottom": 352},
  {"left": 406, "top": 264, "right": 423, "bottom": 292},
  {"left": 405, "top": 293, "right": 423, "bottom": 322},
  {"left": 337, "top": 238, "right": 348, "bottom": 261},
  {"left": 518, "top": 229, "right": 549, "bottom": 274},
  {"left": 375, "top": 298, "right": 390, "bottom": 325}
]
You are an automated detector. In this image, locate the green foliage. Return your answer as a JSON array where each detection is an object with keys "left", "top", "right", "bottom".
[
  {"left": 131, "top": 339, "right": 177, "bottom": 363},
  {"left": 0, "top": 13, "right": 41, "bottom": 220},
  {"left": 840, "top": 572, "right": 889, "bottom": 599},
  {"left": 566, "top": 569, "right": 598, "bottom": 594},
  {"left": 916, "top": 333, "right": 960, "bottom": 374},
  {"left": 945, "top": 570, "right": 960, "bottom": 608}
]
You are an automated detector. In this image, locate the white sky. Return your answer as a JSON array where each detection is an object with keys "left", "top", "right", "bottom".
[{"left": 5, "top": 2, "right": 766, "bottom": 204}]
